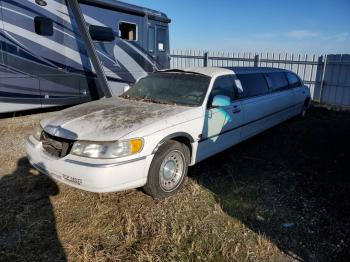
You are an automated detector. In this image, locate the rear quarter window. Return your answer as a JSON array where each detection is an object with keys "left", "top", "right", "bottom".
[
  {"left": 236, "top": 73, "right": 269, "bottom": 98},
  {"left": 266, "top": 72, "right": 289, "bottom": 92},
  {"left": 286, "top": 72, "right": 302, "bottom": 88}
]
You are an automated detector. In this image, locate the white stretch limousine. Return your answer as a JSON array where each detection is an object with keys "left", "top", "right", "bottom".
[{"left": 26, "top": 67, "right": 311, "bottom": 198}]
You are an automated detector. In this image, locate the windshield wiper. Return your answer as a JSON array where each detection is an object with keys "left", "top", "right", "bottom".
[{"left": 120, "top": 94, "right": 173, "bottom": 105}]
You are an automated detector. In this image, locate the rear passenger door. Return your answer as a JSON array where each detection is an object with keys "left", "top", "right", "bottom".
[
  {"left": 237, "top": 73, "right": 275, "bottom": 139},
  {"left": 265, "top": 72, "right": 295, "bottom": 120},
  {"left": 196, "top": 75, "right": 243, "bottom": 162}
]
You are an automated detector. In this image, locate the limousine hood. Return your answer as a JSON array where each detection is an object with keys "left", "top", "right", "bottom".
[{"left": 40, "top": 97, "right": 191, "bottom": 141}]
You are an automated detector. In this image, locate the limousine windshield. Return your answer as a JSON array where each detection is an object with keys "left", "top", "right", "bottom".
[{"left": 122, "top": 72, "right": 211, "bottom": 106}]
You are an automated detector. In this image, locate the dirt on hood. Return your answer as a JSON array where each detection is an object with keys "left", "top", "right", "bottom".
[{"left": 40, "top": 97, "right": 190, "bottom": 141}]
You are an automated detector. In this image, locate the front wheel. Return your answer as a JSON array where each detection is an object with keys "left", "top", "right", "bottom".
[{"left": 143, "top": 140, "right": 190, "bottom": 198}]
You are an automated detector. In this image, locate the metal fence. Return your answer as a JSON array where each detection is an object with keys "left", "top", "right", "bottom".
[{"left": 170, "top": 50, "right": 350, "bottom": 107}]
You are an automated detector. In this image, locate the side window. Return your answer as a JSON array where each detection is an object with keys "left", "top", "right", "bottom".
[
  {"left": 286, "top": 72, "right": 302, "bottom": 88},
  {"left": 236, "top": 73, "right": 269, "bottom": 98},
  {"left": 34, "top": 16, "right": 53, "bottom": 36},
  {"left": 89, "top": 25, "right": 115, "bottom": 42},
  {"left": 148, "top": 27, "right": 155, "bottom": 52},
  {"left": 266, "top": 72, "right": 289, "bottom": 92},
  {"left": 208, "top": 75, "right": 236, "bottom": 106},
  {"left": 119, "top": 22, "right": 137, "bottom": 41},
  {"left": 157, "top": 28, "right": 167, "bottom": 52}
]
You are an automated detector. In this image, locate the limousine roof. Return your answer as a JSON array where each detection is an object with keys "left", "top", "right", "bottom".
[
  {"left": 163, "top": 67, "right": 289, "bottom": 78},
  {"left": 228, "top": 67, "right": 289, "bottom": 74}
]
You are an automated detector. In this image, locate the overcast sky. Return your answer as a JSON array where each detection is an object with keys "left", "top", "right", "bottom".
[{"left": 124, "top": 0, "right": 350, "bottom": 54}]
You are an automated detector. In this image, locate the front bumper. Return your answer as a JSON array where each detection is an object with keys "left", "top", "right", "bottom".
[{"left": 26, "top": 135, "right": 154, "bottom": 193}]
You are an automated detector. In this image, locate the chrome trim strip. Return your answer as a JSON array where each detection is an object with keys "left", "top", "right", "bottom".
[
  {"left": 64, "top": 156, "right": 147, "bottom": 168},
  {"left": 27, "top": 137, "right": 36, "bottom": 147}
]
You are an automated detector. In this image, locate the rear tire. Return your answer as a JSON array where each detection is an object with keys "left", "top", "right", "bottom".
[
  {"left": 143, "top": 140, "right": 190, "bottom": 198},
  {"left": 300, "top": 99, "right": 310, "bottom": 118}
]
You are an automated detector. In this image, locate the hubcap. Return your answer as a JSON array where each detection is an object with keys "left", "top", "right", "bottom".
[{"left": 159, "top": 150, "right": 185, "bottom": 192}]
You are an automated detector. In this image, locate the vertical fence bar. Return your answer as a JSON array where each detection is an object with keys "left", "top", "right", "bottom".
[
  {"left": 204, "top": 51, "right": 209, "bottom": 67},
  {"left": 303, "top": 54, "right": 308, "bottom": 81},
  {"left": 319, "top": 54, "right": 328, "bottom": 103},
  {"left": 296, "top": 54, "right": 301, "bottom": 75},
  {"left": 309, "top": 54, "right": 316, "bottom": 91},
  {"left": 254, "top": 54, "right": 259, "bottom": 67}
]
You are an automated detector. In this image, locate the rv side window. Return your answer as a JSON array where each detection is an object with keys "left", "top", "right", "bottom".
[
  {"left": 236, "top": 73, "right": 269, "bottom": 98},
  {"left": 119, "top": 22, "right": 137, "bottom": 41},
  {"left": 266, "top": 72, "right": 289, "bottom": 92},
  {"left": 157, "top": 28, "right": 167, "bottom": 52},
  {"left": 286, "top": 72, "right": 302, "bottom": 88},
  {"left": 148, "top": 27, "right": 155, "bottom": 52},
  {"left": 89, "top": 25, "right": 115, "bottom": 42},
  {"left": 34, "top": 16, "right": 53, "bottom": 36}
]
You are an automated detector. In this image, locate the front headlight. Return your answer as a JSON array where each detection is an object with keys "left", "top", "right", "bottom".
[
  {"left": 33, "top": 125, "right": 43, "bottom": 141},
  {"left": 71, "top": 138, "right": 143, "bottom": 159}
]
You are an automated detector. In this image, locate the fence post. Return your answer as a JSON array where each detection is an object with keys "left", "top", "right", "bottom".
[
  {"left": 254, "top": 54, "right": 260, "bottom": 67},
  {"left": 204, "top": 52, "right": 209, "bottom": 67},
  {"left": 319, "top": 54, "right": 328, "bottom": 103}
]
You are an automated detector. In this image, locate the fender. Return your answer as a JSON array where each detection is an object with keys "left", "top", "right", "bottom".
[{"left": 152, "top": 132, "right": 195, "bottom": 154}]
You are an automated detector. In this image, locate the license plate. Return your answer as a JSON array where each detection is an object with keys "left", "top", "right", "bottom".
[{"left": 62, "top": 174, "right": 83, "bottom": 186}]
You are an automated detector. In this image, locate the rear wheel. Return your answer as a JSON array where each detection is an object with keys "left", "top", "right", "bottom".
[
  {"left": 300, "top": 99, "right": 310, "bottom": 118},
  {"left": 143, "top": 140, "right": 190, "bottom": 198}
]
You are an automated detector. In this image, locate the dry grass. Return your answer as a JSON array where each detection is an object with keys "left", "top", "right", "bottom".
[{"left": 0, "top": 107, "right": 349, "bottom": 262}]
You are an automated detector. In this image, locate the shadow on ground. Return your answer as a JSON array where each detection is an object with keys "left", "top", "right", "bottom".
[
  {"left": 190, "top": 107, "right": 350, "bottom": 261},
  {"left": 0, "top": 158, "right": 66, "bottom": 262}
]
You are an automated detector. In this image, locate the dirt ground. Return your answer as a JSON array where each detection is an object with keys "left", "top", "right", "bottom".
[{"left": 0, "top": 106, "right": 349, "bottom": 262}]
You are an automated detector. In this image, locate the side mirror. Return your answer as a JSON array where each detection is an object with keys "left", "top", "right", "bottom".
[{"left": 210, "top": 95, "right": 231, "bottom": 108}]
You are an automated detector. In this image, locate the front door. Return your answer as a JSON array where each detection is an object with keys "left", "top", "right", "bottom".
[{"left": 196, "top": 75, "right": 244, "bottom": 162}]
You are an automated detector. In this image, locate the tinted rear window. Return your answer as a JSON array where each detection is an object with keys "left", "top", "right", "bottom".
[
  {"left": 286, "top": 72, "right": 302, "bottom": 88},
  {"left": 236, "top": 73, "right": 269, "bottom": 98},
  {"left": 266, "top": 72, "right": 289, "bottom": 91}
]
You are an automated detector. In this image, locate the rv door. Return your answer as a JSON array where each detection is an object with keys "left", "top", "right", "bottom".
[{"left": 148, "top": 21, "right": 170, "bottom": 69}]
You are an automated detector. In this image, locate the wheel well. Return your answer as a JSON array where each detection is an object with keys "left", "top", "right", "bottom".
[{"left": 170, "top": 136, "right": 192, "bottom": 158}]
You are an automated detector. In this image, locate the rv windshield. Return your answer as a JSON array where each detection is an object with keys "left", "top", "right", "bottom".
[{"left": 122, "top": 73, "right": 211, "bottom": 106}]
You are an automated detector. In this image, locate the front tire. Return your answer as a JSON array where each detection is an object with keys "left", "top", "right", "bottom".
[{"left": 143, "top": 140, "right": 190, "bottom": 198}]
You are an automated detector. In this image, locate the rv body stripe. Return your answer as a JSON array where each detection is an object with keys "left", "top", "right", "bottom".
[
  {"left": 119, "top": 40, "right": 155, "bottom": 73},
  {"left": 113, "top": 45, "right": 147, "bottom": 81},
  {"left": 1, "top": 2, "right": 159, "bottom": 76},
  {"left": 2, "top": 21, "right": 84, "bottom": 65},
  {"left": 127, "top": 41, "right": 161, "bottom": 69},
  {"left": 0, "top": 31, "right": 58, "bottom": 68},
  {"left": 2, "top": 22, "right": 123, "bottom": 80},
  {"left": 0, "top": 81, "right": 79, "bottom": 96},
  {"left": 0, "top": 90, "right": 42, "bottom": 98},
  {"left": 2, "top": 0, "right": 76, "bottom": 35}
]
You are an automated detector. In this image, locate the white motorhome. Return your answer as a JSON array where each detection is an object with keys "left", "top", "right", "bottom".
[{"left": 26, "top": 67, "right": 311, "bottom": 198}]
